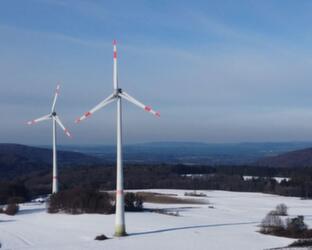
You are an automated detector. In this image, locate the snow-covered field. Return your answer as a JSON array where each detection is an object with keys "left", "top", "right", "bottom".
[
  {"left": 243, "top": 176, "right": 290, "bottom": 183},
  {"left": 1, "top": 190, "right": 311, "bottom": 250}
]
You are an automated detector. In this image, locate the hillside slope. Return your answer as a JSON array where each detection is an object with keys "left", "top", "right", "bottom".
[
  {"left": 0, "top": 144, "right": 101, "bottom": 179},
  {"left": 255, "top": 147, "right": 312, "bottom": 168}
]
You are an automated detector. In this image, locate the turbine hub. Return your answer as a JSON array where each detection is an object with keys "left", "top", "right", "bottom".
[
  {"left": 52, "top": 112, "right": 57, "bottom": 116},
  {"left": 114, "top": 88, "right": 122, "bottom": 97}
]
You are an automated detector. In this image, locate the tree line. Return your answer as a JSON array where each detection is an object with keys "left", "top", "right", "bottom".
[{"left": 1, "top": 164, "right": 312, "bottom": 204}]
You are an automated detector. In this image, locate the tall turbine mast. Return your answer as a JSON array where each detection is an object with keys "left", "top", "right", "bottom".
[
  {"left": 76, "top": 40, "right": 160, "bottom": 236},
  {"left": 114, "top": 39, "right": 125, "bottom": 236},
  {"left": 28, "top": 84, "right": 71, "bottom": 194}
]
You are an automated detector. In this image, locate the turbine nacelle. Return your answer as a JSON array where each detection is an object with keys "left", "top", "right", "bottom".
[{"left": 114, "top": 88, "right": 123, "bottom": 97}]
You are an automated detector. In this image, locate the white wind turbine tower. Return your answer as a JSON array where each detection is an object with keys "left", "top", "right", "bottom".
[
  {"left": 76, "top": 40, "right": 160, "bottom": 236},
  {"left": 27, "top": 84, "right": 71, "bottom": 194}
]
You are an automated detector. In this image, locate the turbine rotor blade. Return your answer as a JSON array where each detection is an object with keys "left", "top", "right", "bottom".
[
  {"left": 27, "top": 114, "right": 51, "bottom": 125},
  {"left": 54, "top": 116, "right": 71, "bottom": 137},
  {"left": 120, "top": 91, "right": 160, "bottom": 117},
  {"left": 51, "top": 84, "right": 61, "bottom": 112},
  {"left": 76, "top": 93, "right": 116, "bottom": 123},
  {"left": 113, "top": 39, "right": 118, "bottom": 90}
]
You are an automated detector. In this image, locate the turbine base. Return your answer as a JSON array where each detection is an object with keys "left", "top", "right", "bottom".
[{"left": 114, "top": 225, "right": 127, "bottom": 237}]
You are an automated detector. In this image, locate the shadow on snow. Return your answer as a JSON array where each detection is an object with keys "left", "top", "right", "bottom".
[
  {"left": 129, "top": 221, "right": 259, "bottom": 236},
  {"left": 17, "top": 207, "right": 46, "bottom": 215}
]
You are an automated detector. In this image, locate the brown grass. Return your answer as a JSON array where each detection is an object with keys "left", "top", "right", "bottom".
[{"left": 136, "top": 192, "right": 208, "bottom": 204}]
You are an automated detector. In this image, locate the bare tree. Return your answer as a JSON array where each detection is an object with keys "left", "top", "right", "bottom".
[
  {"left": 275, "top": 203, "right": 288, "bottom": 216},
  {"left": 260, "top": 211, "right": 284, "bottom": 233}
]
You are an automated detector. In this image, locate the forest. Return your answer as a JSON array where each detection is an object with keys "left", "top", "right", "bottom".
[{"left": 1, "top": 164, "right": 312, "bottom": 205}]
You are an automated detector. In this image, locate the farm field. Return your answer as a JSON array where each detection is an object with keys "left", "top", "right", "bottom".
[{"left": 0, "top": 190, "right": 311, "bottom": 250}]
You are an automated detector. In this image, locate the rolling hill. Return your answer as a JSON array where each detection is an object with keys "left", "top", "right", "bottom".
[
  {"left": 255, "top": 147, "right": 312, "bottom": 168},
  {"left": 0, "top": 144, "right": 102, "bottom": 179},
  {"left": 59, "top": 141, "right": 312, "bottom": 165}
]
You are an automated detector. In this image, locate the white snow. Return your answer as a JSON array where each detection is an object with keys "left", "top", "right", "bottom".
[
  {"left": 0, "top": 190, "right": 311, "bottom": 250},
  {"left": 243, "top": 176, "right": 290, "bottom": 183}
]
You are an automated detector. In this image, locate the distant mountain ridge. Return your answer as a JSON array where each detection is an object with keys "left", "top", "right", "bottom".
[
  {"left": 58, "top": 141, "right": 312, "bottom": 165},
  {"left": 255, "top": 147, "right": 312, "bottom": 168},
  {"left": 2, "top": 142, "right": 312, "bottom": 180},
  {"left": 0, "top": 143, "right": 101, "bottom": 179}
]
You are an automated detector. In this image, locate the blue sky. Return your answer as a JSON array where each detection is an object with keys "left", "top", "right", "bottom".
[{"left": 1, "top": 0, "right": 312, "bottom": 145}]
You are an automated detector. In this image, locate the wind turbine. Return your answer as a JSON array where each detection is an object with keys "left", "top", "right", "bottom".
[
  {"left": 27, "top": 84, "right": 71, "bottom": 194},
  {"left": 76, "top": 40, "right": 160, "bottom": 236}
]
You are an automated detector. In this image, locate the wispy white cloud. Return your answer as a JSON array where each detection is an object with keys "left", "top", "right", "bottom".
[
  {"left": 31, "top": 0, "right": 110, "bottom": 20},
  {"left": 2, "top": 1, "right": 312, "bottom": 143},
  {"left": 0, "top": 23, "right": 109, "bottom": 48}
]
